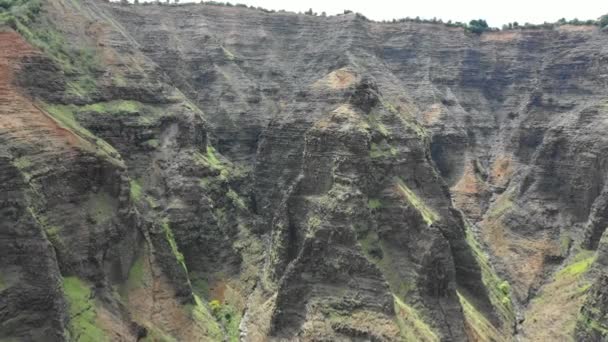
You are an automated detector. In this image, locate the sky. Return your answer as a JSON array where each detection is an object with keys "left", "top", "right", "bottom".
[{"left": 162, "top": 0, "right": 608, "bottom": 27}]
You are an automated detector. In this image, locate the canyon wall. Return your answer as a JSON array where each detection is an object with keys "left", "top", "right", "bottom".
[{"left": 1, "top": 0, "right": 608, "bottom": 340}]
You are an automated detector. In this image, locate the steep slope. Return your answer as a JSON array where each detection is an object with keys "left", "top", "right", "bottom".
[
  {"left": 2, "top": 0, "right": 608, "bottom": 341},
  {"left": 102, "top": 2, "right": 608, "bottom": 339}
]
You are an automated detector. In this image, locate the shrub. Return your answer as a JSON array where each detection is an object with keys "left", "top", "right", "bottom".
[
  {"left": 209, "top": 299, "right": 222, "bottom": 315},
  {"left": 468, "top": 19, "right": 489, "bottom": 34},
  {"left": 600, "top": 14, "right": 608, "bottom": 29}
]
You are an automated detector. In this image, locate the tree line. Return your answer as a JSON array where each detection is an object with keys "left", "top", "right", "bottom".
[{"left": 112, "top": 1, "right": 608, "bottom": 34}]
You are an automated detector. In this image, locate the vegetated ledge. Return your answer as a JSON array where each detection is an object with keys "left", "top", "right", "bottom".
[{"left": 107, "top": 0, "right": 608, "bottom": 33}]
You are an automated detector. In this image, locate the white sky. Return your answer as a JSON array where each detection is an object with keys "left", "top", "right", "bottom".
[{"left": 165, "top": 0, "right": 608, "bottom": 27}]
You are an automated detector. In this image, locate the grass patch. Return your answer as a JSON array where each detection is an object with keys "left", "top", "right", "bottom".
[
  {"left": 205, "top": 145, "right": 222, "bottom": 168},
  {"left": 3, "top": 1, "right": 102, "bottom": 100},
  {"left": 190, "top": 294, "right": 223, "bottom": 340},
  {"left": 0, "top": 0, "right": 41, "bottom": 30},
  {"left": 368, "top": 198, "right": 382, "bottom": 210},
  {"left": 45, "top": 225, "right": 63, "bottom": 248},
  {"left": 382, "top": 100, "right": 428, "bottom": 139},
  {"left": 86, "top": 192, "right": 116, "bottom": 224},
  {"left": 13, "top": 156, "right": 33, "bottom": 170},
  {"left": 308, "top": 215, "right": 322, "bottom": 229},
  {"left": 486, "top": 192, "right": 514, "bottom": 220},
  {"left": 577, "top": 313, "right": 608, "bottom": 338},
  {"left": 79, "top": 100, "right": 143, "bottom": 115},
  {"left": 458, "top": 291, "right": 506, "bottom": 342},
  {"left": 144, "top": 139, "right": 160, "bottom": 149},
  {"left": 221, "top": 46, "right": 236, "bottom": 61},
  {"left": 394, "top": 295, "right": 439, "bottom": 342},
  {"left": 367, "top": 114, "right": 390, "bottom": 137},
  {"left": 162, "top": 220, "right": 187, "bottom": 271},
  {"left": 209, "top": 299, "right": 241, "bottom": 342},
  {"left": 62, "top": 277, "right": 108, "bottom": 342},
  {"left": 12, "top": 156, "right": 33, "bottom": 180},
  {"left": 190, "top": 275, "right": 210, "bottom": 298},
  {"left": 130, "top": 180, "right": 142, "bottom": 202},
  {"left": 194, "top": 146, "right": 226, "bottom": 172},
  {"left": 560, "top": 234, "right": 572, "bottom": 255},
  {"left": 226, "top": 188, "right": 246, "bottom": 209},
  {"left": 1, "top": 0, "right": 132, "bottom": 103},
  {"left": 141, "top": 326, "right": 178, "bottom": 342},
  {"left": 42, "top": 104, "right": 124, "bottom": 166},
  {"left": 522, "top": 249, "right": 596, "bottom": 340},
  {"left": 463, "top": 223, "right": 515, "bottom": 327},
  {"left": 357, "top": 231, "right": 413, "bottom": 299},
  {"left": 125, "top": 255, "right": 144, "bottom": 292},
  {"left": 556, "top": 250, "right": 595, "bottom": 278},
  {"left": 395, "top": 178, "right": 439, "bottom": 225},
  {"left": 370, "top": 140, "right": 398, "bottom": 159}
]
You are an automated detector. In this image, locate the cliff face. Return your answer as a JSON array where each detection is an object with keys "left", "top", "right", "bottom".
[{"left": 2, "top": 0, "right": 608, "bottom": 341}]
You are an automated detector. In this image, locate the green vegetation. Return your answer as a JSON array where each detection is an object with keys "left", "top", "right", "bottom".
[
  {"left": 79, "top": 100, "right": 143, "bottom": 115},
  {"left": 87, "top": 192, "right": 116, "bottom": 224},
  {"left": 308, "top": 215, "right": 322, "bottom": 229},
  {"left": 578, "top": 308, "right": 608, "bottom": 338},
  {"left": 367, "top": 114, "right": 390, "bottom": 137},
  {"left": 556, "top": 250, "right": 596, "bottom": 278},
  {"left": 370, "top": 140, "right": 397, "bottom": 159},
  {"left": 358, "top": 230, "right": 414, "bottom": 299},
  {"left": 62, "top": 277, "right": 108, "bottom": 342},
  {"left": 141, "top": 326, "right": 178, "bottom": 342},
  {"left": 524, "top": 249, "right": 596, "bottom": 339},
  {"left": 600, "top": 14, "right": 608, "bottom": 29},
  {"left": 4, "top": 4, "right": 101, "bottom": 99},
  {"left": 45, "top": 100, "right": 151, "bottom": 121},
  {"left": 467, "top": 19, "right": 490, "bottom": 34},
  {"left": 560, "top": 234, "right": 572, "bottom": 256},
  {"left": 45, "top": 225, "right": 63, "bottom": 248},
  {"left": 144, "top": 139, "right": 160, "bottom": 149},
  {"left": 130, "top": 180, "right": 143, "bottom": 202},
  {"left": 394, "top": 296, "right": 439, "bottom": 342},
  {"left": 125, "top": 255, "right": 145, "bottom": 292},
  {"left": 358, "top": 230, "right": 381, "bottom": 257},
  {"left": 226, "top": 188, "right": 246, "bottom": 209},
  {"left": 463, "top": 223, "right": 515, "bottom": 326},
  {"left": 190, "top": 275, "right": 243, "bottom": 341},
  {"left": 458, "top": 291, "right": 505, "bottom": 342},
  {"left": 194, "top": 146, "right": 229, "bottom": 178},
  {"left": 208, "top": 299, "right": 240, "bottom": 341},
  {"left": 162, "top": 220, "right": 187, "bottom": 271},
  {"left": 13, "top": 156, "right": 33, "bottom": 170},
  {"left": 190, "top": 276, "right": 210, "bottom": 297},
  {"left": 12, "top": 156, "right": 33, "bottom": 181},
  {"left": 0, "top": 0, "right": 41, "bottom": 29},
  {"left": 209, "top": 299, "right": 222, "bottom": 313},
  {"left": 395, "top": 178, "right": 439, "bottom": 226},
  {"left": 221, "top": 46, "right": 236, "bottom": 61},
  {"left": 43, "top": 104, "right": 124, "bottom": 166},
  {"left": 382, "top": 100, "right": 428, "bottom": 140},
  {"left": 486, "top": 191, "right": 514, "bottom": 220},
  {"left": 190, "top": 294, "right": 223, "bottom": 340},
  {"left": 204, "top": 146, "right": 222, "bottom": 168},
  {"left": 368, "top": 198, "right": 382, "bottom": 210}
]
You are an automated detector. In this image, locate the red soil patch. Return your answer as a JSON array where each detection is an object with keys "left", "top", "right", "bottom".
[
  {"left": 0, "top": 31, "right": 82, "bottom": 151},
  {"left": 490, "top": 155, "right": 514, "bottom": 187},
  {"left": 209, "top": 280, "right": 227, "bottom": 302},
  {"left": 451, "top": 159, "right": 489, "bottom": 220}
]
